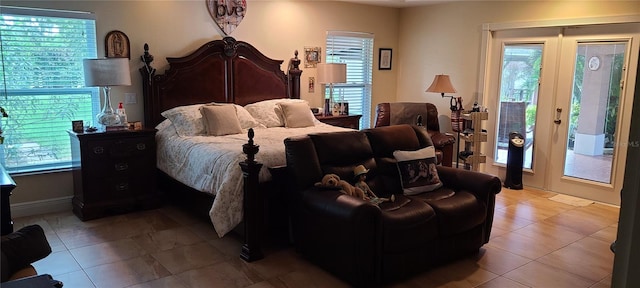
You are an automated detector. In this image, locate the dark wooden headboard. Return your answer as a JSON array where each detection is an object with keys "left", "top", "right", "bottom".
[{"left": 139, "top": 36, "right": 302, "bottom": 127}]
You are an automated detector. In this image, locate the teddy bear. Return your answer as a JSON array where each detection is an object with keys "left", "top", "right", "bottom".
[{"left": 316, "top": 173, "right": 366, "bottom": 200}]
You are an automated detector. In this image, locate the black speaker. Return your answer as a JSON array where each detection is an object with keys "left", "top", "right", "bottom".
[{"left": 504, "top": 131, "right": 525, "bottom": 190}]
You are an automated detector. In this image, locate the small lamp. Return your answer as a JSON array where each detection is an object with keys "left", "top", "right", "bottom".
[
  {"left": 425, "top": 74, "right": 457, "bottom": 98},
  {"left": 83, "top": 58, "right": 131, "bottom": 128},
  {"left": 317, "top": 63, "right": 347, "bottom": 116}
]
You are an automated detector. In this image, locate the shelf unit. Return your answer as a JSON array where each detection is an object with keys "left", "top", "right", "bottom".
[{"left": 458, "top": 111, "right": 488, "bottom": 171}]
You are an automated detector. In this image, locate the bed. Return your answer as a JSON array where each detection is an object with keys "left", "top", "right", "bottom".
[{"left": 139, "top": 37, "right": 350, "bottom": 261}]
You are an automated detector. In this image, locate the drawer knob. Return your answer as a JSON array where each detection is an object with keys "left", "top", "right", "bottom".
[
  {"left": 136, "top": 143, "right": 146, "bottom": 150},
  {"left": 114, "top": 162, "right": 129, "bottom": 171},
  {"left": 93, "top": 146, "right": 104, "bottom": 154}
]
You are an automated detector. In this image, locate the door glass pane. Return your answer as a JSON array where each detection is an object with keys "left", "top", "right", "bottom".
[
  {"left": 495, "top": 44, "right": 541, "bottom": 169},
  {"left": 563, "top": 42, "right": 626, "bottom": 183}
]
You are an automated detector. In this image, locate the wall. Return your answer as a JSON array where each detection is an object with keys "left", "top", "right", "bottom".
[
  {"left": 2, "top": 0, "right": 399, "bottom": 210},
  {"left": 396, "top": 1, "right": 639, "bottom": 127}
]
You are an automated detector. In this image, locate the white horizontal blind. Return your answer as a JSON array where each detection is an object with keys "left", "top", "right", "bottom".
[
  {"left": 0, "top": 6, "right": 98, "bottom": 173},
  {"left": 326, "top": 31, "right": 374, "bottom": 128}
]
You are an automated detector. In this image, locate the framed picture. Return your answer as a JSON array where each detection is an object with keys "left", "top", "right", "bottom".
[
  {"left": 379, "top": 48, "right": 392, "bottom": 70},
  {"left": 309, "top": 77, "right": 315, "bottom": 93},
  {"left": 105, "top": 30, "right": 130, "bottom": 59},
  {"left": 72, "top": 120, "right": 84, "bottom": 133},
  {"left": 304, "top": 47, "right": 321, "bottom": 68}
]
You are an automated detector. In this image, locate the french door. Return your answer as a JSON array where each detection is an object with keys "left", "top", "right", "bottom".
[{"left": 483, "top": 22, "right": 639, "bottom": 205}]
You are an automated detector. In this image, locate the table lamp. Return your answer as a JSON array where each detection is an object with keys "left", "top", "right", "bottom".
[
  {"left": 317, "top": 63, "right": 347, "bottom": 116},
  {"left": 83, "top": 58, "right": 131, "bottom": 128}
]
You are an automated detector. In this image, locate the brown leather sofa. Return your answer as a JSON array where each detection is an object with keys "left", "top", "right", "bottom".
[
  {"left": 1, "top": 225, "right": 54, "bottom": 283},
  {"left": 374, "top": 102, "right": 456, "bottom": 167},
  {"left": 284, "top": 124, "right": 501, "bottom": 287}
]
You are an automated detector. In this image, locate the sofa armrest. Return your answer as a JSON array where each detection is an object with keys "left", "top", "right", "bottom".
[
  {"left": 291, "top": 188, "right": 380, "bottom": 285},
  {"left": 429, "top": 131, "right": 456, "bottom": 148},
  {"left": 436, "top": 166, "right": 502, "bottom": 202}
]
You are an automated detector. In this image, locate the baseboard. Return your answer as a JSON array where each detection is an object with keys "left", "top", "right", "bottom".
[{"left": 10, "top": 196, "right": 73, "bottom": 218}]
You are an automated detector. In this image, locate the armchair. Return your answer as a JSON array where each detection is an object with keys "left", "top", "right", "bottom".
[
  {"left": 374, "top": 102, "right": 456, "bottom": 166},
  {"left": 1, "top": 225, "right": 53, "bottom": 283}
]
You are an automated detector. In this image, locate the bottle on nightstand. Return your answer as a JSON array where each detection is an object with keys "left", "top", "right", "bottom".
[{"left": 116, "top": 102, "right": 128, "bottom": 126}]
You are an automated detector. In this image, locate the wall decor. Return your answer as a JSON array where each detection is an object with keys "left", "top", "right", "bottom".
[
  {"left": 305, "top": 47, "right": 321, "bottom": 68},
  {"left": 206, "top": 0, "right": 247, "bottom": 35},
  {"left": 105, "top": 30, "right": 130, "bottom": 59},
  {"left": 379, "top": 48, "right": 392, "bottom": 70},
  {"left": 309, "top": 77, "right": 315, "bottom": 93}
]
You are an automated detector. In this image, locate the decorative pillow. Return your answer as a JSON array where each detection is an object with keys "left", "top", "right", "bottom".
[
  {"left": 393, "top": 146, "right": 442, "bottom": 195},
  {"left": 200, "top": 104, "right": 243, "bottom": 136},
  {"left": 234, "top": 104, "right": 265, "bottom": 129},
  {"left": 244, "top": 98, "right": 307, "bottom": 128},
  {"left": 278, "top": 102, "right": 316, "bottom": 128},
  {"left": 160, "top": 104, "right": 206, "bottom": 136}
]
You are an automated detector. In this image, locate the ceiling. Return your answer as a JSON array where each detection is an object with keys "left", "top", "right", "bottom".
[{"left": 339, "top": 0, "right": 467, "bottom": 8}]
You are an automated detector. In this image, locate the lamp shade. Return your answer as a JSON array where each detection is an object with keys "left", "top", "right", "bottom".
[
  {"left": 83, "top": 58, "right": 132, "bottom": 87},
  {"left": 317, "top": 63, "right": 347, "bottom": 84},
  {"left": 425, "top": 74, "right": 456, "bottom": 94}
]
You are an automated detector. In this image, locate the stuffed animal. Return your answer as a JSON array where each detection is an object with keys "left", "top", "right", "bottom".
[{"left": 316, "top": 173, "right": 366, "bottom": 200}]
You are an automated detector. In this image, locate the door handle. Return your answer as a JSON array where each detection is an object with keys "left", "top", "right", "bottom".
[{"left": 554, "top": 108, "right": 562, "bottom": 124}]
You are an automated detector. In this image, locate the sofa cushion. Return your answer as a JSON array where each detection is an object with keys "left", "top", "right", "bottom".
[
  {"left": 310, "top": 131, "right": 376, "bottom": 180},
  {"left": 365, "top": 125, "right": 422, "bottom": 158},
  {"left": 393, "top": 146, "right": 443, "bottom": 195},
  {"left": 378, "top": 195, "right": 438, "bottom": 253},
  {"left": 414, "top": 190, "right": 487, "bottom": 236}
]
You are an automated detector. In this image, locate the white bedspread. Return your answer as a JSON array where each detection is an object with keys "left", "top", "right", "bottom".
[{"left": 156, "top": 121, "right": 351, "bottom": 237}]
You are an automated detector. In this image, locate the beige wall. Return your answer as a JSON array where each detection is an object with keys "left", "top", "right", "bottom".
[
  {"left": 4, "top": 0, "right": 638, "bottom": 207},
  {"left": 396, "top": 1, "right": 639, "bottom": 129}
]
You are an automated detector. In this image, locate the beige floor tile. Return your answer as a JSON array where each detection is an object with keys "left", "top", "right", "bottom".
[
  {"left": 84, "top": 255, "right": 171, "bottom": 288},
  {"left": 590, "top": 225, "right": 619, "bottom": 244},
  {"left": 491, "top": 209, "right": 534, "bottom": 232},
  {"left": 476, "top": 276, "right": 530, "bottom": 288},
  {"left": 128, "top": 275, "right": 190, "bottom": 288},
  {"left": 276, "top": 264, "right": 351, "bottom": 288},
  {"left": 132, "top": 226, "right": 204, "bottom": 253},
  {"left": 503, "top": 261, "right": 595, "bottom": 287},
  {"left": 176, "top": 261, "right": 254, "bottom": 288},
  {"left": 32, "top": 250, "right": 82, "bottom": 276},
  {"left": 536, "top": 237, "right": 614, "bottom": 282},
  {"left": 486, "top": 231, "right": 558, "bottom": 260},
  {"left": 151, "top": 241, "right": 228, "bottom": 274},
  {"left": 69, "top": 238, "right": 147, "bottom": 269},
  {"left": 544, "top": 206, "right": 618, "bottom": 236},
  {"left": 403, "top": 258, "right": 499, "bottom": 288},
  {"left": 472, "top": 246, "right": 532, "bottom": 275},
  {"left": 49, "top": 270, "right": 96, "bottom": 288},
  {"left": 590, "top": 275, "right": 612, "bottom": 288},
  {"left": 208, "top": 234, "right": 244, "bottom": 258},
  {"left": 513, "top": 221, "right": 585, "bottom": 249}
]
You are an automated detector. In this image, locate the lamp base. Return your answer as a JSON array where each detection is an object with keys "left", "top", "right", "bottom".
[{"left": 96, "top": 111, "right": 122, "bottom": 128}]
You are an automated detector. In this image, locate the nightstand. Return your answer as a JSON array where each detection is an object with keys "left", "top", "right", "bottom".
[
  {"left": 67, "top": 129, "right": 160, "bottom": 220},
  {"left": 316, "top": 114, "right": 362, "bottom": 129}
]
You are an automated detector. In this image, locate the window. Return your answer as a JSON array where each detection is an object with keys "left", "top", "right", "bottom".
[
  {"left": 0, "top": 7, "right": 98, "bottom": 173},
  {"left": 325, "top": 31, "right": 374, "bottom": 128}
]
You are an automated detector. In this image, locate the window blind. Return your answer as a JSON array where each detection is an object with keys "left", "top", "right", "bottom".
[
  {"left": 326, "top": 31, "right": 374, "bottom": 128},
  {"left": 0, "top": 6, "right": 98, "bottom": 173}
]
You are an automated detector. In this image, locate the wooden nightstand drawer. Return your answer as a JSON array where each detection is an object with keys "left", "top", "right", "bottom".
[
  {"left": 315, "top": 114, "right": 362, "bottom": 129},
  {"left": 68, "top": 129, "right": 159, "bottom": 221}
]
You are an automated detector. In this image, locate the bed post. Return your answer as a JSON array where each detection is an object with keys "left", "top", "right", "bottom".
[
  {"left": 239, "top": 128, "right": 264, "bottom": 262},
  {"left": 139, "top": 43, "right": 156, "bottom": 127},
  {"left": 288, "top": 50, "right": 302, "bottom": 99}
]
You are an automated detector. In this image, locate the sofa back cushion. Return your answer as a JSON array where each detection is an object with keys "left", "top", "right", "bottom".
[
  {"left": 374, "top": 102, "right": 441, "bottom": 132},
  {"left": 309, "top": 131, "right": 376, "bottom": 182}
]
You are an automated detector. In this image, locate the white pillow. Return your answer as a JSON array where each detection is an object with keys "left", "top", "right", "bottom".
[
  {"left": 393, "top": 146, "right": 442, "bottom": 195},
  {"left": 200, "top": 104, "right": 243, "bottom": 136},
  {"left": 160, "top": 104, "right": 206, "bottom": 136},
  {"left": 234, "top": 104, "right": 265, "bottom": 129},
  {"left": 244, "top": 98, "right": 307, "bottom": 128},
  {"left": 278, "top": 102, "right": 316, "bottom": 128}
]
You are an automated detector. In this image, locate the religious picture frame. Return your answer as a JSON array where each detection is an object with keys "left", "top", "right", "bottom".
[
  {"left": 379, "top": 48, "right": 392, "bottom": 70},
  {"left": 304, "top": 47, "right": 321, "bottom": 68},
  {"left": 105, "top": 30, "right": 130, "bottom": 59}
]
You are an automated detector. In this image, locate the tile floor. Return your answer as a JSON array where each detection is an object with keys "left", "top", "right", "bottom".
[{"left": 13, "top": 187, "right": 619, "bottom": 288}]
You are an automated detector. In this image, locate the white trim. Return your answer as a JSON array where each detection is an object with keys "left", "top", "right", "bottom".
[
  {"left": 0, "top": 6, "right": 95, "bottom": 19},
  {"left": 483, "top": 15, "right": 640, "bottom": 32},
  {"left": 10, "top": 196, "right": 72, "bottom": 218}
]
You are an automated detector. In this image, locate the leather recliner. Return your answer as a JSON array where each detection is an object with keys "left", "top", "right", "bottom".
[
  {"left": 374, "top": 102, "right": 456, "bottom": 167},
  {"left": 284, "top": 124, "right": 502, "bottom": 287}
]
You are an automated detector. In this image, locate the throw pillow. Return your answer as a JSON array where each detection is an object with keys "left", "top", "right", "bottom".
[
  {"left": 200, "top": 104, "right": 243, "bottom": 136},
  {"left": 393, "top": 146, "right": 442, "bottom": 195},
  {"left": 278, "top": 102, "right": 316, "bottom": 128},
  {"left": 234, "top": 104, "right": 265, "bottom": 129},
  {"left": 244, "top": 98, "right": 307, "bottom": 127},
  {"left": 160, "top": 103, "right": 207, "bottom": 136}
]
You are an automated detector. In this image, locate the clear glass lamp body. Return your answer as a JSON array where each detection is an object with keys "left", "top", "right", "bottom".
[{"left": 96, "top": 86, "right": 122, "bottom": 127}]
